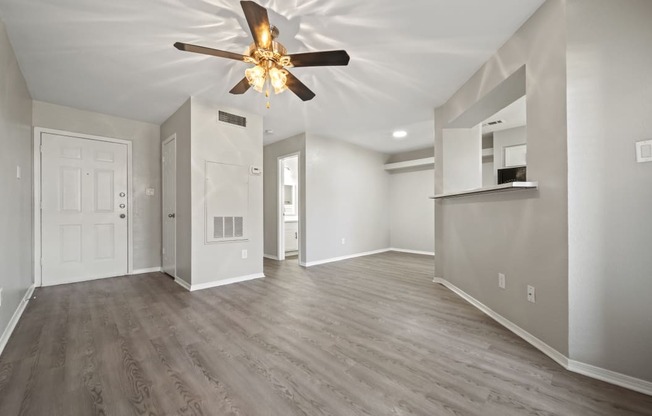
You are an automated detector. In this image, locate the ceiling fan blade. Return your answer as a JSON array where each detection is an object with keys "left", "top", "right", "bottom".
[
  {"left": 285, "top": 71, "right": 315, "bottom": 101},
  {"left": 287, "top": 50, "right": 350, "bottom": 67},
  {"left": 229, "top": 77, "right": 251, "bottom": 95},
  {"left": 241, "top": 1, "right": 272, "bottom": 50},
  {"left": 174, "top": 42, "right": 246, "bottom": 61}
]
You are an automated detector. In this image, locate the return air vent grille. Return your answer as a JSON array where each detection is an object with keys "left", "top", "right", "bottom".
[
  {"left": 483, "top": 120, "right": 504, "bottom": 127},
  {"left": 213, "top": 216, "right": 244, "bottom": 239},
  {"left": 218, "top": 111, "right": 247, "bottom": 127}
]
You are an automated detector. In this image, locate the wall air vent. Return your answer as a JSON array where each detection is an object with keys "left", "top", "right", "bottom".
[
  {"left": 218, "top": 111, "right": 247, "bottom": 127},
  {"left": 483, "top": 120, "right": 504, "bottom": 127},
  {"left": 213, "top": 216, "right": 245, "bottom": 240}
]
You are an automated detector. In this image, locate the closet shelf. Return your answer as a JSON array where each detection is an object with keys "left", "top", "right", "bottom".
[{"left": 384, "top": 157, "right": 434, "bottom": 171}]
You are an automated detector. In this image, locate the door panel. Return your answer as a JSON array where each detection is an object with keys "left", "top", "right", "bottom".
[
  {"left": 162, "top": 138, "right": 177, "bottom": 277},
  {"left": 41, "top": 132, "right": 128, "bottom": 286}
]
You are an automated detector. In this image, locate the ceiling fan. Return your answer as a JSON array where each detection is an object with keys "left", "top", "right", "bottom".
[{"left": 174, "top": 1, "right": 350, "bottom": 106}]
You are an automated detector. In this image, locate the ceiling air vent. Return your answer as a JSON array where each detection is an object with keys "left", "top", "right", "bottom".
[
  {"left": 218, "top": 110, "right": 247, "bottom": 127},
  {"left": 483, "top": 120, "right": 504, "bottom": 127}
]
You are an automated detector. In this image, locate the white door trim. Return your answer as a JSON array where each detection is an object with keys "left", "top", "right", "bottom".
[
  {"left": 277, "top": 152, "right": 301, "bottom": 261},
  {"left": 33, "top": 127, "right": 134, "bottom": 287},
  {"left": 162, "top": 133, "right": 177, "bottom": 279}
]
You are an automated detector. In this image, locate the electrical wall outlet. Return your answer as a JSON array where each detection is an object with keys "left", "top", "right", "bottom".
[
  {"left": 498, "top": 273, "right": 506, "bottom": 289},
  {"left": 341, "top": 238, "right": 346, "bottom": 245},
  {"left": 527, "top": 285, "right": 536, "bottom": 303},
  {"left": 241, "top": 249, "right": 248, "bottom": 259}
]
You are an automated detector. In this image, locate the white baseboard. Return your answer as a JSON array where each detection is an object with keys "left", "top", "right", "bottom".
[
  {"left": 175, "top": 273, "right": 265, "bottom": 292},
  {"left": 390, "top": 248, "right": 435, "bottom": 256},
  {"left": 0, "top": 284, "right": 35, "bottom": 357},
  {"left": 304, "top": 248, "right": 390, "bottom": 267},
  {"left": 174, "top": 277, "right": 191, "bottom": 291},
  {"left": 263, "top": 254, "right": 279, "bottom": 260},
  {"left": 131, "top": 267, "right": 161, "bottom": 275},
  {"left": 433, "top": 277, "right": 652, "bottom": 396},
  {"left": 567, "top": 359, "right": 652, "bottom": 396}
]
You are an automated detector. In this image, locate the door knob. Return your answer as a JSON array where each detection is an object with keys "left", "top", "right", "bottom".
[
  {"left": 120, "top": 214, "right": 126, "bottom": 219},
  {"left": 168, "top": 213, "right": 176, "bottom": 218}
]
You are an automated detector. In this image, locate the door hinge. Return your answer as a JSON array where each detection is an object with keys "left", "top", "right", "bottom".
[{"left": 40, "top": 144, "right": 43, "bottom": 153}]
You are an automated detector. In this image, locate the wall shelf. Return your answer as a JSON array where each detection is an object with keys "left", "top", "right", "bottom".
[
  {"left": 430, "top": 181, "right": 538, "bottom": 199},
  {"left": 384, "top": 157, "right": 434, "bottom": 171}
]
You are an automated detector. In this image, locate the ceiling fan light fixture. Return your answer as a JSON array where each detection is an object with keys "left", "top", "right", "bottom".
[
  {"left": 269, "top": 67, "right": 288, "bottom": 94},
  {"left": 174, "top": 2, "right": 349, "bottom": 104},
  {"left": 245, "top": 65, "right": 266, "bottom": 92}
]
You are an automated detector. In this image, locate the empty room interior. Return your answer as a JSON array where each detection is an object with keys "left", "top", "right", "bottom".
[{"left": 1, "top": 0, "right": 652, "bottom": 414}]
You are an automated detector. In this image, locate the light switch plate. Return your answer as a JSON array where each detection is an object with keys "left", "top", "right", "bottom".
[
  {"left": 636, "top": 140, "right": 652, "bottom": 163},
  {"left": 16, "top": 165, "right": 21, "bottom": 179},
  {"left": 242, "top": 249, "right": 248, "bottom": 259}
]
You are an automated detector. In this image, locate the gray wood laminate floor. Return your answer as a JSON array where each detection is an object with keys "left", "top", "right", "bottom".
[{"left": 1, "top": 252, "right": 651, "bottom": 415}]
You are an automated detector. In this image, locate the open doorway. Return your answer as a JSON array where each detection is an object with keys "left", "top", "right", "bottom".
[{"left": 277, "top": 153, "right": 300, "bottom": 262}]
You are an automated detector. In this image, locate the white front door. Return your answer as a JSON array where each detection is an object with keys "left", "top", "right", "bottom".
[
  {"left": 162, "top": 136, "right": 176, "bottom": 277},
  {"left": 41, "top": 132, "right": 129, "bottom": 286}
]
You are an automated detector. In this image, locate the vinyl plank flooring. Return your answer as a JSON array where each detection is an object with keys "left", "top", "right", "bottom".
[{"left": 1, "top": 252, "right": 651, "bottom": 416}]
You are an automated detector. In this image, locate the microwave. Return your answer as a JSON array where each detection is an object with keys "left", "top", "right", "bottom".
[{"left": 497, "top": 166, "right": 527, "bottom": 184}]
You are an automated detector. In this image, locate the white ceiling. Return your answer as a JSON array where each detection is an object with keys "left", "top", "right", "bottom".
[
  {"left": 0, "top": 0, "right": 544, "bottom": 154},
  {"left": 482, "top": 95, "right": 527, "bottom": 134}
]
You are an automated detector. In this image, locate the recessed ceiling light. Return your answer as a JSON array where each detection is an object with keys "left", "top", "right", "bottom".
[{"left": 392, "top": 130, "right": 408, "bottom": 139}]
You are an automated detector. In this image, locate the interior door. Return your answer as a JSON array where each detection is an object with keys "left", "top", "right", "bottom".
[
  {"left": 162, "top": 137, "right": 176, "bottom": 277},
  {"left": 41, "top": 132, "right": 128, "bottom": 286}
]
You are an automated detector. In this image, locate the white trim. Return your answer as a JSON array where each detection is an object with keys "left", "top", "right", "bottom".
[
  {"left": 33, "top": 127, "right": 134, "bottom": 287},
  {"left": 264, "top": 254, "right": 279, "bottom": 260},
  {"left": 131, "top": 267, "right": 161, "bottom": 275},
  {"left": 277, "top": 152, "right": 302, "bottom": 263},
  {"left": 161, "top": 134, "right": 177, "bottom": 279},
  {"left": 185, "top": 273, "right": 265, "bottom": 292},
  {"left": 384, "top": 157, "right": 434, "bottom": 171},
  {"left": 390, "top": 248, "right": 435, "bottom": 256},
  {"left": 174, "top": 277, "right": 191, "bottom": 291},
  {"left": 433, "top": 277, "right": 652, "bottom": 396},
  {"left": 0, "top": 285, "right": 35, "bottom": 356},
  {"left": 304, "top": 248, "right": 391, "bottom": 267},
  {"left": 567, "top": 360, "right": 652, "bottom": 397}
]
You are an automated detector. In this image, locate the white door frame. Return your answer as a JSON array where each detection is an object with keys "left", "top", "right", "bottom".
[
  {"left": 33, "top": 127, "right": 134, "bottom": 287},
  {"left": 161, "top": 134, "right": 177, "bottom": 278},
  {"left": 277, "top": 152, "right": 301, "bottom": 261}
]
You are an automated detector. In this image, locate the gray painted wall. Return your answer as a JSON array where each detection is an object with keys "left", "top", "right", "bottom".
[
  {"left": 389, "top": 167, "right": 435, "bottom": 253},
  {"left": 263, "top": 134, "right": 306, "bottom": 264},
  {"left": 442, "top": 126, "right": 482, "bottom": 192},
  {"left": 386, "top": 148, "right": 434, "bottom": 164},
  {"left": 32, "top": 101, "right": 161, "bottom": 271},
  {"left": 0, "top": 19, "right": 33, "bottom": 345},
  {"left": 190, "top": 99, "right": 263, "bottom": 285},
  {"left": 305, "top": 134, "right": 390, "bottom": 263},
  {"left": 567, "top": 0, "right": 652, "bottom": 382},
  {"left": 434, "top": 0, "right": 569, "bottom": 354},
  {"left": 160, "top": 98, "right": 192, "bottom": 284}
]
